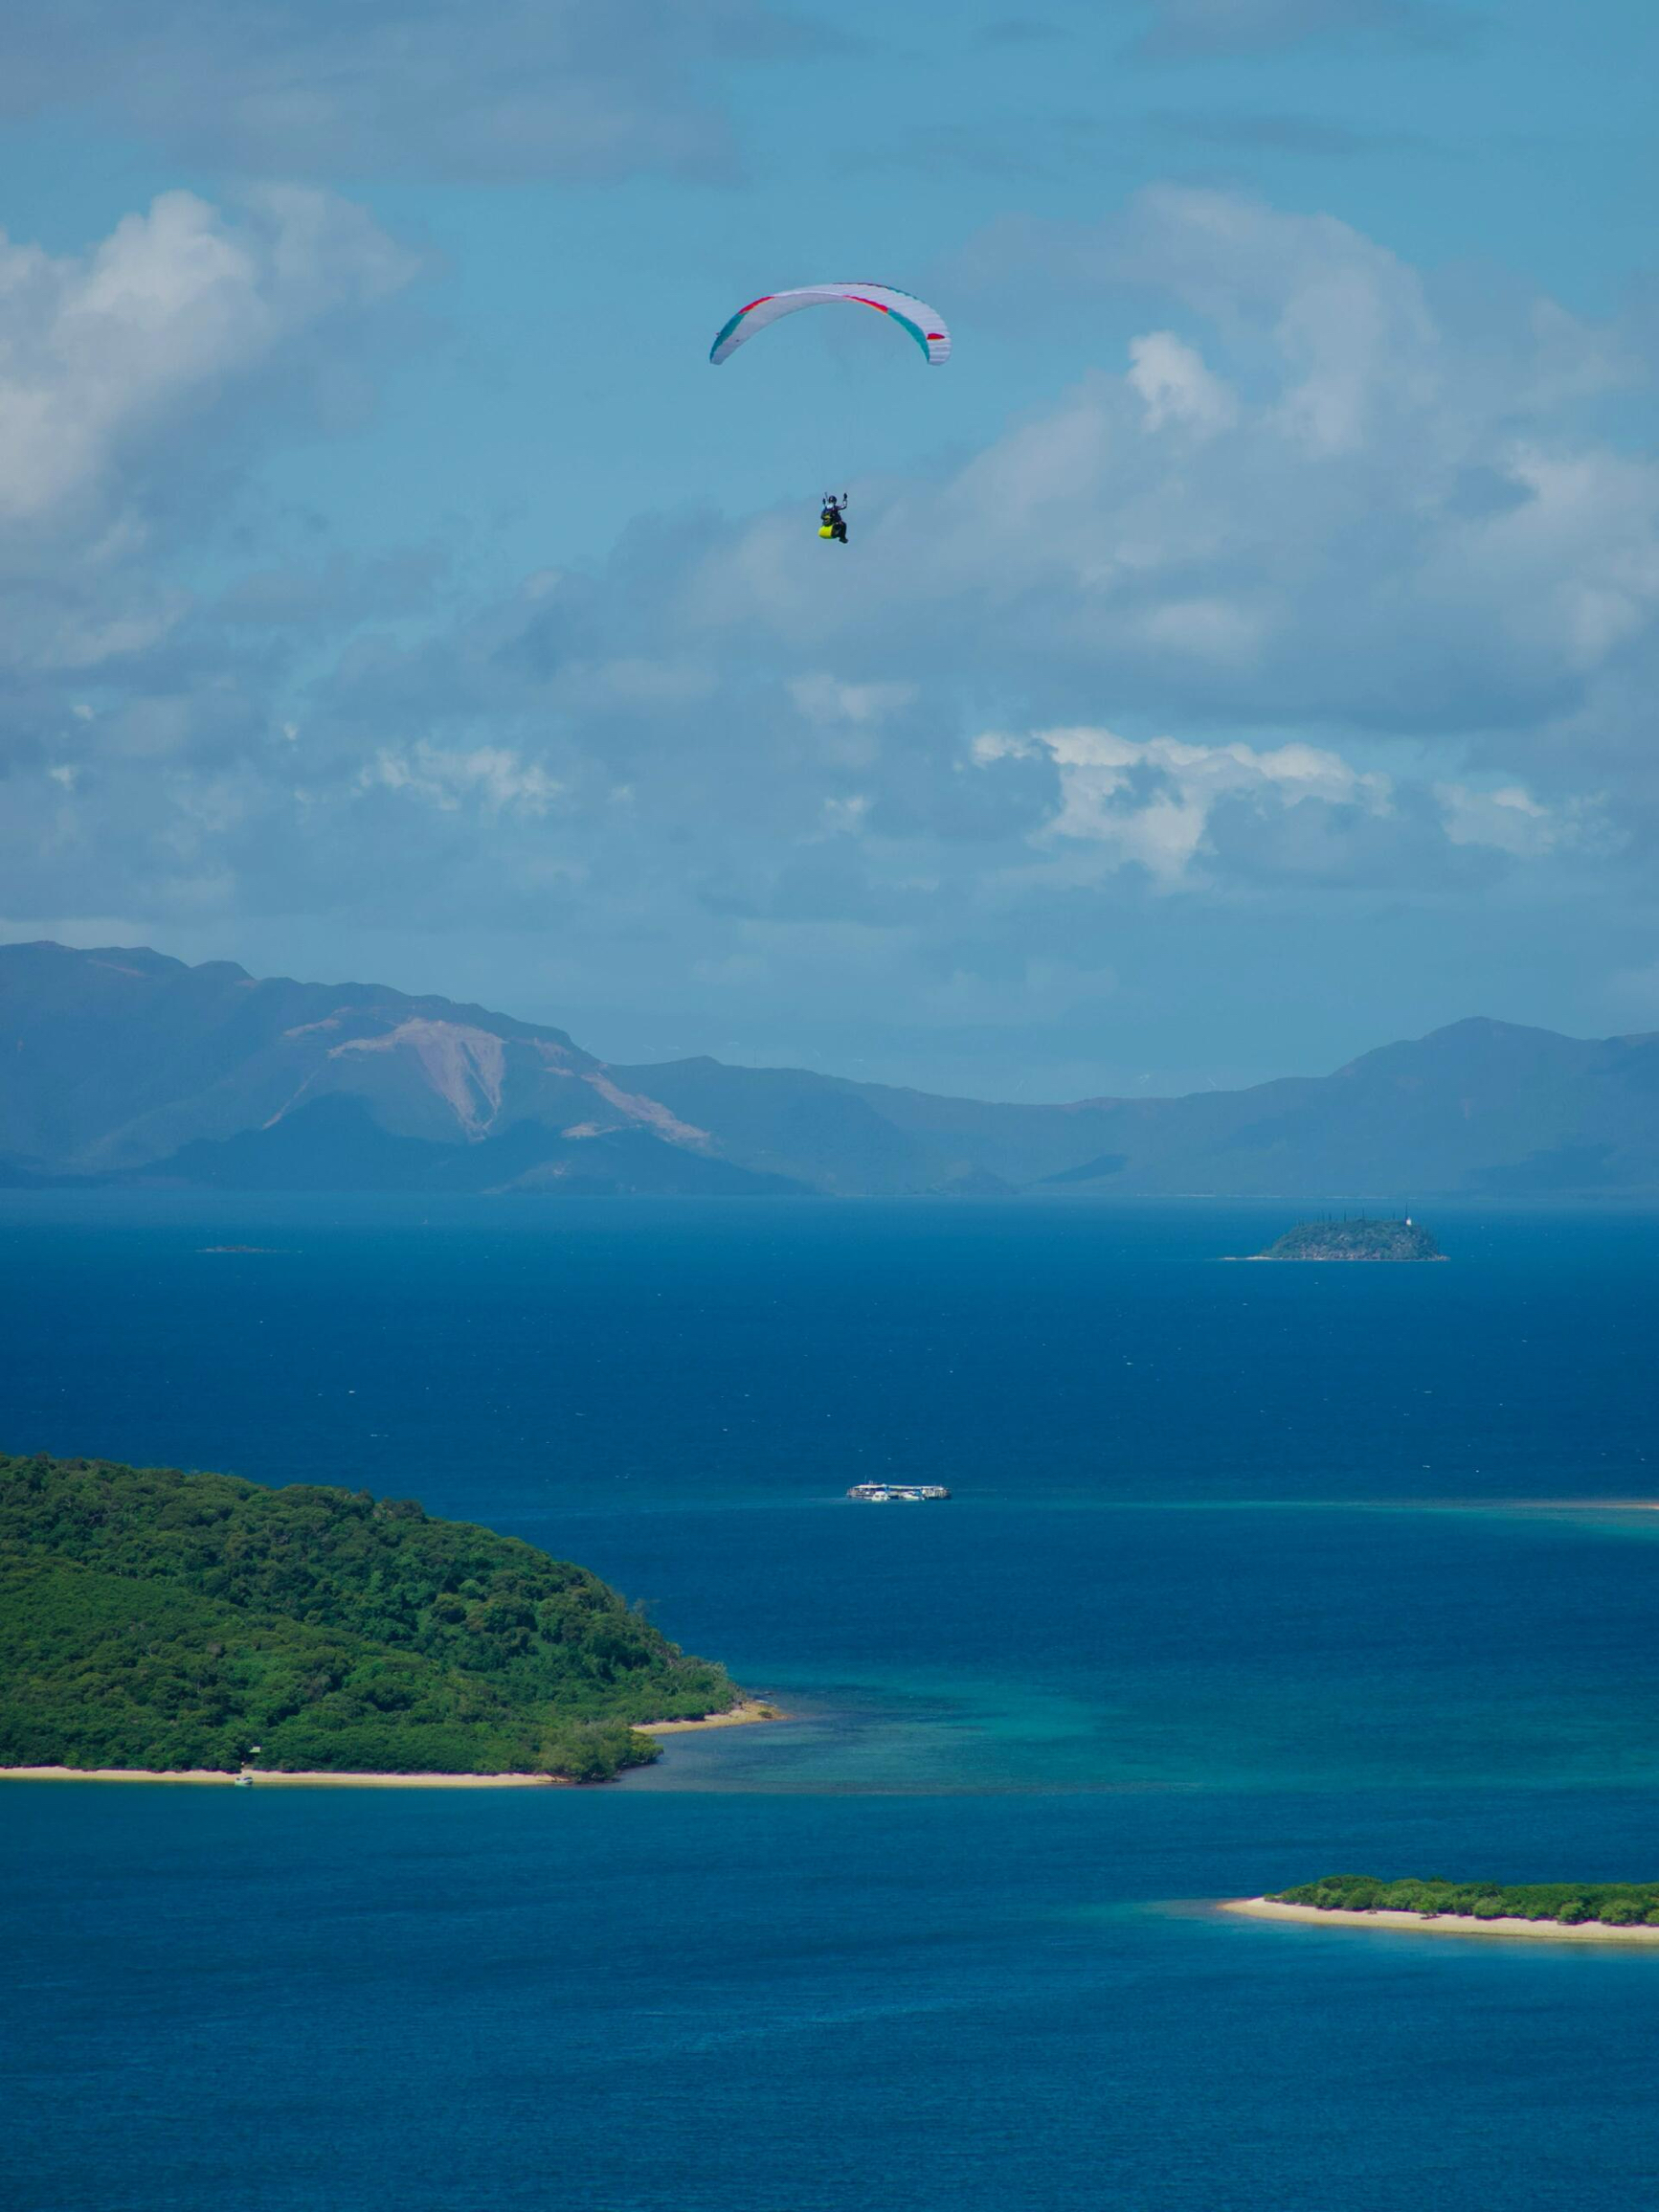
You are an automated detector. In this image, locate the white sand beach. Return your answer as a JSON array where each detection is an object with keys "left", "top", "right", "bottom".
[
  {"left": 0, "top": 1765, "right": 572, "bottom": 1788},
  {"left": 0, "top": 1704, "right": 782, "bottom": 1788},
  {"left": 634, "top": 1699, "right": 782, "bottom": 1733},
  {"left": 1222, "top": 1897, "right": 1659, "bottom": 1944}
]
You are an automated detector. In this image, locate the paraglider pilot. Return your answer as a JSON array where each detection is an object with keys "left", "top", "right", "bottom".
[{"left": 819, "top": 495, "right": 848, "bottom": 544}]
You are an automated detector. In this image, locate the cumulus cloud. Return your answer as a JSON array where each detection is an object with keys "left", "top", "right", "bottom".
[
  {"left": 0, "top": 180, "right": 418, "bottom": 801},
  {"left": 1126, "top": 331, "right": 1238, "bottom": 433},
  {"left": 0, "top": 189, "right": 415, "bottom": 533},
  {"left": 0, "top": 181, "right": 424, "bottom": 940},
  {"left": 0, "top": 0, "right": 819, "bottom": 182},
  {"left": 1, "top": 182, "right": 1649, "bottom": 1087},
  {"left": 1434, "top": 779, "right": 1593, "bottom": 858},
  {"left": 975, "top": 726, "right": 1395, "bottom": 883},
  {"left": 650, "top": 186, "right": 1655, "bottom": 763},
  {"left": 952, "top": 184, "right": 1447, "bottom": 455}
]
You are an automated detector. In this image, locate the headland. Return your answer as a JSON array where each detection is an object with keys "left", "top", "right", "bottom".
[{"left": 1, "top": 1449, "right": 753, "bottom": 1785}]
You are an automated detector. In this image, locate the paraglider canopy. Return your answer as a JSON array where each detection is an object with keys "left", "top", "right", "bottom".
[{"left": 710, "top": 283, "right": 952, "bottom": 368}]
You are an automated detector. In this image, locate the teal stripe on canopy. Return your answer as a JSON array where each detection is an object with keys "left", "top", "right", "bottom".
[{"left": 708, "top": 308, "right": 749, "bottom": 364}]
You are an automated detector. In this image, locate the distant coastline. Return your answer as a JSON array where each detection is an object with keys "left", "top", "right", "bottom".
[
  {"left": 11, "top": 945, "right": 1659, "bottom": 1201},
  {"left": 1223, "top": 1897, "right": 1659, "bottom": 1945}
]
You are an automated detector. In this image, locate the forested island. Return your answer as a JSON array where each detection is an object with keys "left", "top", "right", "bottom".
[
  {"left": 1264, "top": 1874, "right": 1659, "bottom": 1928},
  {"left": 1248, "top": 1218, "right": 1445, "bottom": 1262},
  {"left": 0, "top": 1452, "right": 746, "bottom": 1781}
]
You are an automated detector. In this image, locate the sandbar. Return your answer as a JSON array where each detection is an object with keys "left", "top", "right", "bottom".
[
  {"left": 1222, "top": 1897, "right": 1659, "bottom": 1944},
  {"left": 1507, "top": 1497, "right": 1659, "bottom": 1513},
  {"left": 634, "top": 1699, "right": 783, "bottom": 1733}
]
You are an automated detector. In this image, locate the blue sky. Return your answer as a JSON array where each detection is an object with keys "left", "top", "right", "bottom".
[{"left": 1, "top": 0, "right": 1656, "bottom": 1095}]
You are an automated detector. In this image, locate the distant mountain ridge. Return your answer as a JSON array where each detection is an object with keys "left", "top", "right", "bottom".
[{"left": 3, "top": 940, "right": 1657, "bottom": 1199}]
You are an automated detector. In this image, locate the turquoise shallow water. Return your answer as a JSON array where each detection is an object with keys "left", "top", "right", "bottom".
[{"left": 3, "top": 1196, "right": 1658, "bottom": 2207}]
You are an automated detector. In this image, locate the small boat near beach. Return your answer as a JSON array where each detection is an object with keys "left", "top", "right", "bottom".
[{"left": 846, "top": 1482, "right": 951, "bottom": 1502}]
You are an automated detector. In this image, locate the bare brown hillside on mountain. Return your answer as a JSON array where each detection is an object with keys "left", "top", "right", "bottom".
[{"left": 4, "top": 941, "right": 1656, "bottom": 1198}]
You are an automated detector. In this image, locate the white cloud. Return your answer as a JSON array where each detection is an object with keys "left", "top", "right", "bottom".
[
  {"left": 981, "top": 725, "right": 1393, "bottom": 883},
  {"left": 0, "top": 188, "right": 415, "bottom": 531},
  {"left": 361, "top": 742, "right": 563, "bottom": 815},
  {"left": 1434, "top": 780, "right": 1598, "bottom": 858},
  {"left": 653, "top": 186, "right": 1659, "bottom": 769},
  {"left": 1127, "top": 331, "right": 1238, "bottom": 434},
  {"left": 955, "top": 186, "right": 1444, "bottom": 461},
  {"left": 1425, "top": 443, "right": 1659, "bottom": 669},
  {"left": 0, "top": 182, "right": 1649, "bottom": 1092}
]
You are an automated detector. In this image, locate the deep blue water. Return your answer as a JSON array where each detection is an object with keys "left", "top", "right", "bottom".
[{"left": 4, "top": 1196, "right": 1658, "bottom": 2208}]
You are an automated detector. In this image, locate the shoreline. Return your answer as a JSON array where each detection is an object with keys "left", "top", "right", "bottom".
[
  {"left": 0, "top": 1764, "right": 574, "bottom": 1789},
  {"left": 1222, "top": 1897, "right": 1659, "bottom": 1945},
  {"left": 634, "top": 1698, "right": 782, "bottom": 1734},
  {"left": 0, "top": 1704, "right": 784, "bottom": 1790}
]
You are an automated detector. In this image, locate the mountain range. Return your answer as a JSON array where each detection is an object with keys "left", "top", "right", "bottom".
[{"left": 3, "top": 940, "right": 1656, "bottom": 1199}]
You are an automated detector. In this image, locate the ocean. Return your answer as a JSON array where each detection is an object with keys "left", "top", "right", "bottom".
[{"left": 3, "top": 1195, "right": 1658, "bottom": 2208}]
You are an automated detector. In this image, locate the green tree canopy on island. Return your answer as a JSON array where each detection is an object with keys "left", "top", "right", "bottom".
[
  {"left": 1253, "top": 1219, "right": 1444, "bottom": 1261},
  {"left": 0, "top": 1452, "right": 742, "bottom": 1779},
  {"left": 1275, "top": 1874, "right": 1659, "bottom": 1927}
]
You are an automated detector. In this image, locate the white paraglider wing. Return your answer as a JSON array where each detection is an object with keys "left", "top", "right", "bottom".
[{"left": 709, "top": 283, "right": 951, "bottom": 367}]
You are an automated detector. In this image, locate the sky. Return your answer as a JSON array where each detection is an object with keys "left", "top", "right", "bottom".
[{"left": 1, "top": 0, "right": 1656, "bottom": 1100}]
